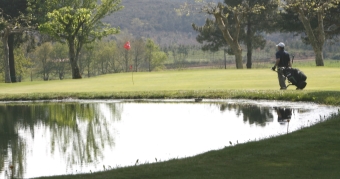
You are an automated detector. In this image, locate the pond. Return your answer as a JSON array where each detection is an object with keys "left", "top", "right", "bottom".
[{"left": 0, "top": 99, "right": 338, "bottom": 178}]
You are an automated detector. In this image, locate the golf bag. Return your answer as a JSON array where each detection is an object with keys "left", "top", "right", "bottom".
[{"left": 278, "top": 67, "right": 307, "bottom": 90}]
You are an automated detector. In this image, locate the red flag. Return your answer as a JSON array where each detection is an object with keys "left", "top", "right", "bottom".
[
  {"left": 130, "top": 65, "right": 133, "bottom": 70},
  {"left": 124, "top": 41, "right": 131, "bottom": 50}
]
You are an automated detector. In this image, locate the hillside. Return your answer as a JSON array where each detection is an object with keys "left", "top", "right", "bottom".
[{"left": 104, "top": 0, "right": 208, "bottom": 45}]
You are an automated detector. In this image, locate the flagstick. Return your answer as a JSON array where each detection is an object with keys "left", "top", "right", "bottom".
[{"left": 132, "top": 70, "right": 134, "bottom": 85}]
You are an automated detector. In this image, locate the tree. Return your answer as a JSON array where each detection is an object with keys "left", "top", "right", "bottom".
[
  {"left": 131, "top": 38, "right": 146, "bottom": 72},
  {"left": 146, "top": 39, "right": 158, "bottom": 72},
  {"left": 34, "top": 42, "right": 53, "bottom": 80},
  {"left": 283, "top": 0, "right": 340, "bottom": 66},
  {"left": 50, "top": 42, "right": 69, "bottom": 80},
  {"left": 193, "top": 18, "right": 232, "bottom": 69},
  {"left": 193, "top": 0, "right": 276, "bottom": 69},
  {"left": 170, "top": 44, "right": 189, "bottom": 69},
  {"left": 146, "top": 39, "right": 167, "bottom": 72},
  {"left": 14, "top": 47, "right": 32, "bottom": 82},
  {"left": 37, "top": 0, "right": 123, "bottom": 79},
  {"left": 151, "top": 51, "right": 167, "bottom": 71},
  {"left": 241, "top": 0, "right": 278, "bottom": 69},
  {"left": 323, "top": 4, "right": 340, "bottom": 41},
  {"left": 200, "top": 1, "right": 265, "bottom": 69},
  {"left": 0, "top": 0, "right": 32, "bottom": 83},
  {"left": 146, "top": 39, "right": 155, "bottom": 71},
  {"left": 79, "top": 44, "right": 96, "bottom": 77},
  {"left": 192, "top": 18, "right": 228, "bottom": 52},
  {"left": 94, "top": 41, "right": 116, "bottom": 74}
]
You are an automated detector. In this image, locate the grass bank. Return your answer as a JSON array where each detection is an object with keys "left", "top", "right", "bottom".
[
  {"left": 1, "top": 68, "right": 340, "bottom": 105},
  {"left": 1, "top": 90, "right": 339, "bottom": 105}
]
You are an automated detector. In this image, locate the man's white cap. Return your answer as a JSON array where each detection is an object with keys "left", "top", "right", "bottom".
[{"left": 276, "top": 42, "right": 285, "bottom": 48}]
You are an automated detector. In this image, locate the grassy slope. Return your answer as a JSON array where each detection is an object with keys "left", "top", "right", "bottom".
[
  {"left": 1, "top": 67, "right": 340, "bottom": 179},
  {"left": 1, "top": 67, "right": 339, "bottom": 104},
  {"left": 1, "top": 67, "right": 339, "bottom": 93}
]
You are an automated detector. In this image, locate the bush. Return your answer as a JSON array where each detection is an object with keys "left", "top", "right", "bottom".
[{"left": 331, "top": 54, "right": 340, "bottom": 60}]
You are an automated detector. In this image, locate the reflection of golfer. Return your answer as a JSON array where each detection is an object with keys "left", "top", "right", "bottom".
[{"left": 275, "top": 108, "right": 292, "bottom": 122}]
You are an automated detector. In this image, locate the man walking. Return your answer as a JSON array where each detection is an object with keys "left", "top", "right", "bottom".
[{"left": 272, "top": 42, "right": 292, "bottom": 90}]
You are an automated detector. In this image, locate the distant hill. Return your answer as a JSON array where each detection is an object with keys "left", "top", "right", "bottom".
[{"left": 104, "top": 0, "right": 208, "bottom": 45}]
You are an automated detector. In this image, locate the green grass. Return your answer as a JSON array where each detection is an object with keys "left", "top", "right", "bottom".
[
  {"left": 1, "top": 67, "right": 340, "bottom": 104},
  {"left": 1, "top": 67, "right": 340, "bottom": 179},
  {"left": 293, "top": 59, "right": 340, "bottom": 68},
  {"left": 1, "top": 67, "right": 340, "bottom": 92}
]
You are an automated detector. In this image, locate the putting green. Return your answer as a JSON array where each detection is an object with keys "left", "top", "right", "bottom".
[{"left": 0, "top": 67, "right": 339, "bottom": 94}]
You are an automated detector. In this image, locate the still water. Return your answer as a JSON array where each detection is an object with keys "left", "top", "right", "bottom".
[{"left": 0, "top": 99, "right": 338, "bottom": 178}]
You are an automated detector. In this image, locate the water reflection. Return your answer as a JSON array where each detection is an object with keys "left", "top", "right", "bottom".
[
  {"left": 0, "top": 100, "right": 337, "bottom": 178},
  {"left": 0, "top": 102, "right": 122, "bottom": 179},
  {"left": 274, "top": 107, "right": 292, "bottom": 123},
  {"left": 220, "top": 103, "right": 273, "bottom": 126},
  {"left": 0, "top": 105, "right": 28, "bottom": 179}
]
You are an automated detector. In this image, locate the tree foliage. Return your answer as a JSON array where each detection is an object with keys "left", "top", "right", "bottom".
[
  {"left": 199, "top": 1, "right": 266, "bottom": 69},
  {"left": 192, "top": 18, "right": 228, "bottom": 52},
  {"left": 33, "top": 42, "right": 53, "bottom": 80},
  {"left": 36, "top": 0, "right": 123, "bottom": 79},
  {"left": 13, "top": 47, "right": 32, "bottom": 82},
  {"left": 146, "top": 39, "right": 167, "bottom": 71},
  {"left": 0, "top": 0, "right": 32, "bottom": 83},
  {"left": 131, "top": 38, "right": 146, "bottom": 72},
  {"left": 282, "top": 0, "right": 340, "bottom": 66},
  {"left": 193, "top": 0, "right": 278, "bottom": 69}
]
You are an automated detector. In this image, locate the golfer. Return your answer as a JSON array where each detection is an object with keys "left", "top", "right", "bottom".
[{"left": 272, "top": 42, "right": 292, "bottom": 90}]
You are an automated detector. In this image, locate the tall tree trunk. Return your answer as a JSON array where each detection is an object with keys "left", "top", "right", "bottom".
[
  {"left": 234, "top": 48, "right": 243, "bottom": 69},
  {"left": 8, "top": 34, "right": 17, "bottom": 82},
  {"left": 230, "top": 42, "right": 244, "bottom": 69},
  {"left": 298, "top": 10, "right": 325, "bottom": 66},
  {"left": 246, "top": 19, "right": 252, "bottom": 69},
  {"left": 315, "top": 47, "right": 324, "bottom": 66},
  {"left": 2, "top": 29, "right": 11, "bottom": 83},
  {"left": 215, "top": 12, "right": 243, "bottom": 69},
  {"left": 68, "top": 40, "right": 82, "bottom": 79},
  {"left": 224, "top": 49, "right": 227, "bottom": 69}
]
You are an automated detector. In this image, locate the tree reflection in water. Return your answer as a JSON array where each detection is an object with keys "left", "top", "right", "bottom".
[
  {"left": 0, "top": 100, "right": 330, "bottom": 178},
  {"left": 0, "top": 102, "right": 122, "bottom": 179},
  {"left": 219, "top": 103, "right": 273, "bottom": 126}
]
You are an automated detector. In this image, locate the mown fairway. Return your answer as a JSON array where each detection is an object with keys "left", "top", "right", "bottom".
[{"left": 0, "top": 67, "right": 339, "bottom": 94}]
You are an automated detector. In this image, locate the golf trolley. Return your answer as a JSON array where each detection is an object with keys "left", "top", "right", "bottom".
[{"left": 274, "top": 67, "right": 307, "bottom": 90}]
